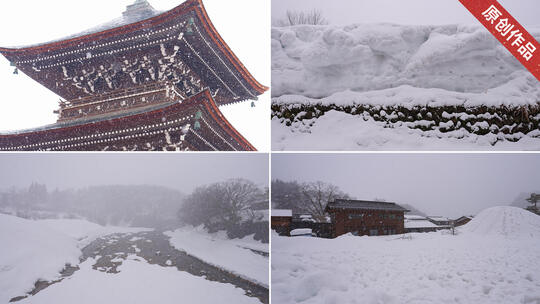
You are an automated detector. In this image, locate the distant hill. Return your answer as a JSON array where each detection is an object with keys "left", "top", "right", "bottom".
[
  {"left": 401, "top": 203, "right": 427, "bottom": 217},
  {"left": 0, "top": 184, "right": 185, "bottom": 229}
]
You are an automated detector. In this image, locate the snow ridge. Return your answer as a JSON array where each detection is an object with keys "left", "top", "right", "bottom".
[{"left": 272, "top": 23, "right": 540, "bottom": 105}]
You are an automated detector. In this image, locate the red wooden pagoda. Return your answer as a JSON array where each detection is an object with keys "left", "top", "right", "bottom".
[{"left": 0, "top": 0, "right": 267, "bottom": 151}]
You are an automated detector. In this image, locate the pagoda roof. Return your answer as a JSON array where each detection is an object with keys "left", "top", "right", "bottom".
[
  {"left": 0, "top": 89, "right": 256, "bottom": 151},
  {"left": 0, "top": 0, "right": 267, "bottom": 102},
  {"left": 6, "top": 0, "right": 163, "bottom": 50}
]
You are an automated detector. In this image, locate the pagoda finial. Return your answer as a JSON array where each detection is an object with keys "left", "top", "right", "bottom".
[{"left": 123, "top": 0, "right": 156, "bottom": 20}]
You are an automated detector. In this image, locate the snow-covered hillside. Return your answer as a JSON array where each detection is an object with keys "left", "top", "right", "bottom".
[
  {"left": 272, "top": 206, "right": 540, "bottom": 303},
  {"left": 271, "top": 24, "right": 540, "bottom": 150}
]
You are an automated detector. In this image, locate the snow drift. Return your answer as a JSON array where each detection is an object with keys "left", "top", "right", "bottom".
[
  {"left": 0, "top": 214, "right": 80, "bottom": 303},
  {"left": 272, "top": 23, "right": 540, "bottom": 104},
  {"left": 462, "top": 206, "right": 540, "bottom": 238},
  {"left": 271, "top": 24, "right": 540, "bottom": 149}
]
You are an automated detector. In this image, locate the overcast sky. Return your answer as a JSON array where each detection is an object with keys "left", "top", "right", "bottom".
[
  {"left": 0, "top": 153, "right": 268, "bottom": 193},
  {"left": 0, "top": 0, "right": 270, "bottom": 150},
  {"left": 272, "top": 153, "right": 540, "bottom": 218},
  {"left": 272, "top": 0, "right": 540, "bottom": 27}
]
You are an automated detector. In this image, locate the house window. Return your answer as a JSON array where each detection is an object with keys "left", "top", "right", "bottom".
[
  {"left": 348, "top": 214, "right": 364, "bottom": 220},
  {"left": 369, "top": 229, "right": 378, "bottom": 236}
]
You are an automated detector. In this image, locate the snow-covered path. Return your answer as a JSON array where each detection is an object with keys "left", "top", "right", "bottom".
[{"left": 10, "top": 230, "right": 267, "bottom": 304}]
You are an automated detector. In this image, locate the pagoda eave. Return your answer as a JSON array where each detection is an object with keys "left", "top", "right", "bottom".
[
  {"left": 0, "top": 89, "right": 255, "bottom": 151},
  {"left": 0, "top": 0, "right": 267, "bottom": 102}
]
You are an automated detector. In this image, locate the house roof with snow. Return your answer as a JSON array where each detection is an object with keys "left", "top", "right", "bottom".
[
  {"left": 404, "top": 214, "right": 427, "bottom": 220},
  {"left": 404, "top": 219, "right": 439, "bottom": 229},
  {"left": 271, "top": 209, "right": 292, "bottom": 217},
  {"left": 427, "top": 216, "right": 451, "bottom": 221},
  {"left": 325, "top": 199, "right": 409, "bottom": 213}
]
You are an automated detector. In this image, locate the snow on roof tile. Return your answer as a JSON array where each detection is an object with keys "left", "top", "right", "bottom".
[
  {"left": 272, "top": 209, "right": 292, "bottom": 217},
  {"left": 326, "top": 199, "right": 409, "bottom": 212},
  {"left": 404, "top": 220, "right": 439, "bottom": 229}
]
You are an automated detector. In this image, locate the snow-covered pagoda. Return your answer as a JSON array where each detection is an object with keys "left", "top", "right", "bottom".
[{"left": 0, "top": 0, "right": 267, "bottom": 151}]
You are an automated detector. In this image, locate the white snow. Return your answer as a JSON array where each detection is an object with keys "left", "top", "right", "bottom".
[
  {"left": 0, "top": 214, "right": 79, "bottom": 303},
  {"left": 272, "top": 112, "right": 540, "bottom": 150},
  {"left": 37, "top": 218, "right": 153, "bottom": 248},
  {"left": 272, "top": 24, "right": 540, "bottom": 101},
  {"left": 272, "top": 209, "right": 292, "bottom": 217},
  {"left": 462, "top": 206, "right": 540, "bottom": 238},
  {"left": 18, "top": 256, "right": 260, "bottom": 304},
  {"left": 0, "top": 214, "right": 152, "bottom": 303},
  {"left": 427, "top": 216, "right": 450, "bottom": 222},
  {"left": 290, "top": 228, "right": 313, "bottom": 236},
  {"left": 271, "top": 24, "right": 540, "bottom": 150},
  {"left": 404, "top": 219, "right": 439, "bottom": 229},
  {"left": 165, "top": 226, "right": 268, "bottom": 287},
  {"left": 272, "top": 207, "right": 540, "bottom": 304},
  {"left": 404, "top": 214, "right": 427, "bottom": 220}
]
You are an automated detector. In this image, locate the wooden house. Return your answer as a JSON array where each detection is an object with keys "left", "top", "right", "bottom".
[
  {"left": 325, "top": 199, "right": 408, "bottom": 237},
  {"left": 271, "top": 209, "right": 292, "bottom": 236}
]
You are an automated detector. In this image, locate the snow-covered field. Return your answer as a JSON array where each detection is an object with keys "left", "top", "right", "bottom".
[
  {"left": 0, "top": 214, "right": 150, "bottom": 303},
  {"left": 166, "top": 226, "right": 269, "bottom": 287},
  {"left": 271, "top": 24, "right": 540, "bottom": 150},
  {"left": 272, "top": 207, "right": 540, "bottom": 304},
  {"left": 17, "top": 255, "right": 260, "bottom": 304}
]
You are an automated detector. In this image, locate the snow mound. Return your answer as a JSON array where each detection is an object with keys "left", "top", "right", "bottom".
[
  {"left": 272, "top": 24, "right": 540, "bottom": 104},
  {"left": 0, "top": 214, "right": 80, "bottom": 303},
  {"left": 463, "top": 206, "right": 540, "bottom": 238}
]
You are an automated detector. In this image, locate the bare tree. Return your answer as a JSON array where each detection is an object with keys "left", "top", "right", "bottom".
[
  {"left": 273, "top": 9, "right": 328, "bottom": 27},
  {"left": 301, "top": 181, "right": 350, "bottom": 216},
  {"left": 526, "top": 193, "right": 539, "bottom": 208},
  {"left": 178, "top": 178, "right": 265, "bottom": 229},
  {"left": 271, "top": 179, "right": 304, "bottom": 211},
  {"left": 526, "top": 193, "right": 540, "bottom": 215}
]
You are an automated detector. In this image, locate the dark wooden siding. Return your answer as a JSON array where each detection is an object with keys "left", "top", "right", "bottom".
[{"left": 330, "top": 209, "right": 405, "bottom": 237}]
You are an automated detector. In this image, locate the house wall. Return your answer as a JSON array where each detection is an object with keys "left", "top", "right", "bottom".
[
  {"left": 330, "top": 209, "right": 405, "bottom": 237},
  {"left": 271, "top": 216, "right": 292, "bottom": 235}
]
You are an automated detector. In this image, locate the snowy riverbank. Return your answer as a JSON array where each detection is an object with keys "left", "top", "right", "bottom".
[
  {"left": 0, "top": 214, "right": 150, "bottom": 303},
  {"left": 166, "top": 226, "right": 269, "bottom": 287}
]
